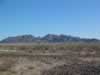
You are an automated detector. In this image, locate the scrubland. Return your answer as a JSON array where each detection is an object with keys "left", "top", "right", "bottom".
[{"left": 0, "top": 42, "right": 100, "bottom": 75}]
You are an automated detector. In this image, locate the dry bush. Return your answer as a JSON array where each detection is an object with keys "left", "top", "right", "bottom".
[
  {"left": 0, "top": 58, "right": 16, "bottom": 72},
  {"left": 0, "top": 42, "right": 100, "bottom": 51},
  {"left": 42, "top": 64, "right": 100, "bottom": 75}
]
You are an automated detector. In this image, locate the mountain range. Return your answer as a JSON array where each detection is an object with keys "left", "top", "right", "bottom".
[{"left": 0, "top": 34, "right": 99, "bottom": 43}]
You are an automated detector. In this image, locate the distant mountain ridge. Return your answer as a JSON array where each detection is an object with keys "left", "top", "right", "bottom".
[{"left": 0, "top": 34, "right": 99, "bottom": 43}]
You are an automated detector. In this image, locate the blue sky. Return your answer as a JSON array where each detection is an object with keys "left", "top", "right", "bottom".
[{"left": 0, "top": 0, "right": 100, "bottom": 39}]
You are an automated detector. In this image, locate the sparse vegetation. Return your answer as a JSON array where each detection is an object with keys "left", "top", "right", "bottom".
[
  {"left": 42, "top": 64, "right": 100, "bottom": 75},
  {"left": 0, "top": 43, "right": 100, "bottom": 75}
]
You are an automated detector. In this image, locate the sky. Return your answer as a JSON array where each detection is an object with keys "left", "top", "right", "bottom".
[{"left": 0, "top": 0, "right": 100, "bottom": 39}]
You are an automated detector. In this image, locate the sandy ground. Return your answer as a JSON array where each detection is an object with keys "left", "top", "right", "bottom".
[{"left": 0, "top": 49, "right": 100, "bottom": 75}]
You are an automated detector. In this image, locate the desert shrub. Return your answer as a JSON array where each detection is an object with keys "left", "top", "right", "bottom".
[
  {"left": 0, "top": 59, "right": 15, "bottom": 72},
  {"left": 0, "top": 42, "right": 100, "bottom": 53},
  {"left": 42, "top": 64, "right": 100, "bottom": 75}
]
